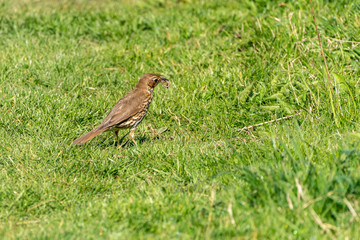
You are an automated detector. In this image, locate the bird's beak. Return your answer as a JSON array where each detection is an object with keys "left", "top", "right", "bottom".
[{"left": 161, "top": 77, "right": 170, "bottom": 88}]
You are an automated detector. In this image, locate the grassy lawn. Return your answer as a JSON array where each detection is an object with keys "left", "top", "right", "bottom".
[{"left": 1, "top": 0, "right": 360, "bottom": 239}]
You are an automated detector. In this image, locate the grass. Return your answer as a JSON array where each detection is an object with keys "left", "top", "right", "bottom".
[{"left": 0, "top": 0, "right": 360, "bottom": 239}]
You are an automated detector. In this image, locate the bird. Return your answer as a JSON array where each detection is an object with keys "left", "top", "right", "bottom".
[{"left": 72, "top": 73, "right": 169, "bottom": 146}]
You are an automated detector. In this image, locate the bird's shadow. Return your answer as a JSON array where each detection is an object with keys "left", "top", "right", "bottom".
[{"left": 97, "top": 132, "right": 153, "bottom": 149}]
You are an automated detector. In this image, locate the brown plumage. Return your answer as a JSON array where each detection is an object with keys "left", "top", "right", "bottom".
[{"left": 72, "top": 73, "right": 169, "bottom": 145}]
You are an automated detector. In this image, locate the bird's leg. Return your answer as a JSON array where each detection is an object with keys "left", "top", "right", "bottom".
[
  {"left": 148, "top": 123, "right": 158, "bottom": 137},
  {"left": 129, "top": 128, "right": 137, "bottom": 145},
  {"left": 114, "top": 130, "right": 120, "bottom": 147}
]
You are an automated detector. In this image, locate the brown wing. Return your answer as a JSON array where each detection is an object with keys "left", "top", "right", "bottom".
[{"left": 98, "top": 89, "right": 146, "bottom": 130}]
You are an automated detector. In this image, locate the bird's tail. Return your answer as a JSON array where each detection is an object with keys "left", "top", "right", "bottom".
[{"left": 72, "top": 125, "right": 107, "bottom": 145}]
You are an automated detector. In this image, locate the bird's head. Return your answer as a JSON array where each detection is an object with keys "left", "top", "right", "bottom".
[{"left": 137, "top": 73, "right": 170, "bottom": 89}]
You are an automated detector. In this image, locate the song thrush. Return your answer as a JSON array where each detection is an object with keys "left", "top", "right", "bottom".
[{"left": 72, "top": 73, "right": 169, "bottom": 145}]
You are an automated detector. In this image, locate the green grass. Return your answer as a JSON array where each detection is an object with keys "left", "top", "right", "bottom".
[{"left": 1, "top": 0, "right": 360, "bottom": 239}]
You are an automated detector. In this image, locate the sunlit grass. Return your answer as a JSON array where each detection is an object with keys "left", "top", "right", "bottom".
[{"left": 1, "top": 0, "right": 360, "bottom": 239}]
